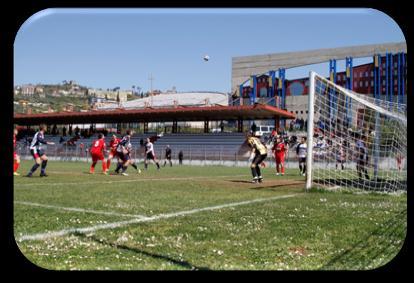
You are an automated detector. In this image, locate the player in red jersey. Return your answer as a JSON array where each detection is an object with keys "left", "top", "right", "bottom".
[
  {"left": 396, "top": 153, "right": 403, "bottom": 172},
  {"left": 272, "top": 136, "right": 287, "bottom": 176},
  {"left": 13, "top": 128, "right": 21, "bottom": 176},
  {"left": 89, "top": 133, "right": 107, "bottom": 174},
  {"left": 106, "top": 134, "right": 121, "bottom": 170}
]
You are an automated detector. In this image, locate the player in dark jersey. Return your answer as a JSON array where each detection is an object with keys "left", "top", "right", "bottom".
[
  {"left": 124, "top": 141, "right": 142, "bottom": 174},
  {"left": 26, "top": 126, "right": 55, "bottom": 177},
  {"left": 13, "top": 128, "right": 21, "bottom": 176},
  {"left": 163, "top": 145, "right": 172, "bottom": 167},
  {"left": 144, "top": 138, "right": 160, "bottom": 170},
  {"left": 114, "top": 130, "right": 133, "bottom": 176},
  {"left": 246, "top": 132, "right": 268, "bottom": 183}
]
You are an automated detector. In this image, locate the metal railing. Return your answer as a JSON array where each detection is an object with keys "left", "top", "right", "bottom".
[{"left": 16, "top": 143, "right": 304, "bottom": 168}]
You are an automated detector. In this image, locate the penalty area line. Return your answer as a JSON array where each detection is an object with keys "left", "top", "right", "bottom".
[
  {"left": 14, "top": 174, "right": 248, "bottom": 187},
  {"left": 14, "top": 201, "right": 147, "bottom": 219},
  {"left": 17, "top": 193, "right": 302, "bottom": 242}
]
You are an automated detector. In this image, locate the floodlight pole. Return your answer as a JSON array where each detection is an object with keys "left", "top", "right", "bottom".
[
  {"left": 305, "top": 71, "right": 316, "bottom": 191},
  {"left": 149, "top": 74, "right": 154, "bottom": 106}
]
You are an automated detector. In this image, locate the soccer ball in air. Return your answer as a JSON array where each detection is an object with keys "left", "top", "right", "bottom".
[{"left": 203, "top": 55, "right": 210, "bottom": 62}]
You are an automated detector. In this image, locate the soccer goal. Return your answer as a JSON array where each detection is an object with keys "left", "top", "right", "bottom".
[{"left": 306, "top": 71, "right": 407, "bottom": 192}]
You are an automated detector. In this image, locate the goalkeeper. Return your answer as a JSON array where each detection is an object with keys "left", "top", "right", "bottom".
[{"left": 247, "top": 132, "right": 268, "bottom": 183}]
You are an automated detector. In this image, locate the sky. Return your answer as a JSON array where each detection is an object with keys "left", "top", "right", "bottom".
[{"left": 14, "top": 8, "right": 406, "bottom": 93}]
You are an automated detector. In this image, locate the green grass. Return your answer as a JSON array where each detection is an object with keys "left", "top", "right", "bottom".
[{"left": 14, "top": 161, "right": 407, "bottom": 270}]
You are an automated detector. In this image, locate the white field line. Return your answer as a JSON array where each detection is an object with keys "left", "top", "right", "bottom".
[
  {"left": 17, "top": 193, "right": 301, "bottom": 242},
  {"left": 14, "top": 201, "right": 147, "bottom": 219},
  {"left": 14, "top": 174, "right": 248, "bottom": 187}
]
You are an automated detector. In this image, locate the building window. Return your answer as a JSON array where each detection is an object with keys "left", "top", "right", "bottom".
[
  {"left": 300, "top": 111, "right": 303, "bottom": 114},
  {"left": 365, "top": 81, "right": 368, "bottom": 87},
  {"left": 371, "top": 81, "right": 374, "bottom": 87},
  {"left": 295, "top": 111, "right": 298, "bottom": 114},
  {"left": 306, "top": 110, "right": 308, "bottom": 114},
  {"left": 359, "top": 81, "right": 363, "bottom": 87},
  {"left": 383, "top": 80, "right": 386, "bottom": 85},
  {"left": 365, "top": 71, "right": 368, "bottom": 77},
  {"left": 394, "top": 70, "right": 398, "bottom": 76},
  {"left": 371, "top": 71, "right": 374, "bottom": 77},
  {"left": 394, "top": 79, "right": 398, "bottom": 85},
  {"left": 354, "top": 81, "right": 357, "bottom": 88}
]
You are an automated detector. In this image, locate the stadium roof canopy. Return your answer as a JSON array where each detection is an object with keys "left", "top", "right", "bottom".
[
  {"left": 99, "top": 91, "right": 229, "bottom": 110},
  {"left": 14, "top": 104, "right": 295, "bottom": 126}
]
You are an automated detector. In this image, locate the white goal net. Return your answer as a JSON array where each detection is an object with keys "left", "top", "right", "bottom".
[{"left": 306, "top": 71, "right": 407, "bottom": 192}]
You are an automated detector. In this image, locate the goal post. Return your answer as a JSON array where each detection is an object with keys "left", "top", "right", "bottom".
[
  {"left": 306, "top": 71, "right": 407, "bottom": 192},
  {"left": 305, "top": 71, "right": 316, "bottom": 190}
]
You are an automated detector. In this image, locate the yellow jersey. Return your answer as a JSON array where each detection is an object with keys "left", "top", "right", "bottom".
[{"left": 247, "top": 137, "right": 267, "bottom": 155}]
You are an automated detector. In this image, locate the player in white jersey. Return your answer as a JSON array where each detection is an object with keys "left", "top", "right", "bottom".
[
  {"left": 296, "top": 136, "right": 307, "bottom": 176},
  {"left": 144, "top": 138, "right": 160, "bottom": 170},
  {"left": 335, "top": 143, "right": 346, "bottom": 170},
  {"left": 355, "top": 133, "right": 369, "bottom": 181},
  {"left": 26, "top": 126, "right": 55, "bottom": 177}
]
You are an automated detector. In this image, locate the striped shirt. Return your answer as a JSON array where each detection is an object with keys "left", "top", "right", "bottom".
[
  {"left": 29, "top": 132, "right": 47, "bottom": 151},
  {"left": 116, "top": 135, "right": 131, "bottom": 153},
  {"left": 296, "top": 143, "right": 307, "bottom": 158}
]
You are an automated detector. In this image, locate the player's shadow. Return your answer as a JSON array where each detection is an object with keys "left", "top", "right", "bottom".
[
  {"left": 228, "top": 180, "right": 253, "bottom": 184},
  {"left": 228, "top": 180, "right": 303, "bottom": 191},
  {"left": 73, "top": 232, "right": 210, "bottom": 270}
]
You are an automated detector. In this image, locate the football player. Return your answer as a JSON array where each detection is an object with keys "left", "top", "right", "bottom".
[
  {"left": 163, "top": 145, "right": 172, "bottom": 167},
  {"left": 272, "top": 136, "right": 287, "bottom": 176},
  {"left": 13, "top": 128, "right": 21, "bottom": 176},
  {"left": 296, "top": 136, "right": 307, "bottom": 176},
  {"left": 89, "top": 133, "right": 107, "bottom": 174},
  {"left": 26, "top": 126, "right": 55, "bottom": 177},
  {"left": 114, "top": 130, "right": 133, "bottom": 176},
  {"left": 246, "top": 132, "right": 268, "bottom": 183},
  {"left": 144, "top": 138, "right": 160, "bottom": 170},
  {"left": 106, "top": 134, "right": 121, "bottom": 171}
]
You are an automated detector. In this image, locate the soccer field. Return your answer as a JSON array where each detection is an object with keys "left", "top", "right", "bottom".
[{"left": 14, "top": 161, "right": 407, "bottom": 270}]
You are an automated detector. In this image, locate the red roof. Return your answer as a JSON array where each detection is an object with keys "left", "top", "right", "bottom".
[{"left": 14, "top": 104, "right": 295, "bottom": 125}]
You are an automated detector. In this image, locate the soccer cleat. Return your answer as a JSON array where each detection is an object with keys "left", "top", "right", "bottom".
[
  {"left": 40, "top": 173, "right": 48, "bottom": 177},
  {"left": 138, "top": 169, "right": 142, "bottom": 174},
  {"left": 103, "top": 171, "right": 108, "bottom": 175},
  {"left": 276, "top": 173, "right": 279, "bottom": 176},
  {"left": 258, "top": 176, "right": 263, "bottom": 183},
  {"left": 13, "top": 172, "right": 20, "bottom": 176},
  {"left": 121, "top": 172, "right": 129, "bottom": 176},
  {"left": 252, "top": 177, "right": 259, "bottom": 183},
  {"left": 281, "top": 173, "right": 285, "bottom": 176},
  {"left": 25, "top": 173, "right": 32, "bottom": 177},
  {"left": 302, "top": 173, "right": 306, "bottom": 176}
]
